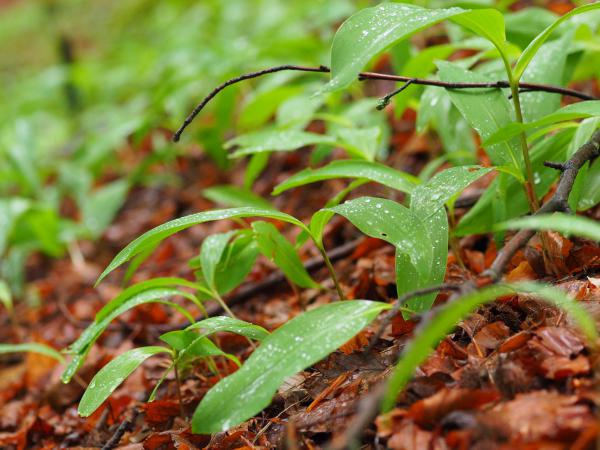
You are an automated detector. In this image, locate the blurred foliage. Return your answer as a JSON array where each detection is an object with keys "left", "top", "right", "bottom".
[{"left": 0, "top": 0, "right": 355, "bottom": 295}]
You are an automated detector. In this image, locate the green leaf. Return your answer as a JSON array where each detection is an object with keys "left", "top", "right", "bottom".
[
  {"left": 334, "top": 126, "right": 381, "bottom": 161},
  {"left": 457, "top": 130, "right": 572, "bottom": 235},
  {"left": 82, "top": 180, "right": 129, "bottom": 238},
  {"left": 411, "top": 166, "right": 491, "bottom": 213},
  {"left": 327, "top": 197, "right": 434, "bottom": 312},
  {"left": 0, "top": 342, "right": 65, "bottom": 363},
  {"left": 0, "top": 280, "right": 13, "bottom": 313},
  {"left": 62, "top": 279, "right": 199, "bottom": 383},
  {"left": 272, "top": 160, "right": 418, "bottom": 196},
  {"left": 436, "top": 61, "right": 519, "bottom": 168},
  {"left": 325, "top": 4, "right": 507, "bottom": 92},
  {"left": 209, "top": 234, "right": 260, "bottom": 296},
  {"left": 191, "top": 300, "right": 390, "bottom": 433},
  {"left": 97, "top": 207, "right": 307, "bottom": 285},
  {"left": 199, "top": 231, "right": 237, "bottom": 290},
  {"left": 519, "top": 32, "right": 571, "bottom": 123},
  {"left": 485, "top": 101, "right": 600, "bottom": 146},
  {"left": 227, "top": 129, "right": 335, "bottom": 158},
  {"left": 383, "top": 282, "right": 598, "bottom": 411},
  {"left": 78, "top": 346, "right": 171, "bottom": 417},
  {"left": 203, "top": 185, "right": 273, "bottom": 209},
  {"left": 496, "top": 213, "right": 600, "bottom": 242},
  {"left": 513, "top": 2, "right": 600, "bottom": 81},
  {"left": 578, "top": 158, "right": 600, "bottom": 211},
  {"left": 0, "top": 198, "right": 30, "bottom": 255},
  {"left": 252, "top": 221, "right": 319, "bottom": 289},
  {"left": 185, "top": 316, "right": 269, "bottom": 341}
]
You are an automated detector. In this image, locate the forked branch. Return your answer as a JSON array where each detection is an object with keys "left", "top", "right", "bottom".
[{"left": 173, "top": 65, "right": 596, "bottom": 141}]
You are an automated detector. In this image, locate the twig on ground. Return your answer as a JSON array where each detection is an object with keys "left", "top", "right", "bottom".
[
  {"left": 172, "top": 65, "right": 596, "bottom": 141},
  {"left": 101, "top": 407, "right": 141, "bottom": 450},
  {"left": 367, "top": 283, "right": 461, "bottom": 351}
]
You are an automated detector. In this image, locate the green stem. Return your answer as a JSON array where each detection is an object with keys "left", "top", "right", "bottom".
[
  {"left": 317, "top": 244, "right": 344, "bottom": 300},
  {"left": 212, "top": 290, "right": 237, "bottom": 319},
  {"left": 497, "top": 50, "right": 539, "bottom": 213},
  {"left": 508, "top": 81, "right": 540, "bottom": 212}
]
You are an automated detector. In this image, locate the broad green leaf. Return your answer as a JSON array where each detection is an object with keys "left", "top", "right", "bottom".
[
  {"left": 383, "top": 282, "right": 598, "bottom": 411},
  {"left": 78, "top": 346, "right": 171, "bottom": 417},
  {"left": 334, "top": 126, "right": 381, "bottom": 161},
  {"left": 578, "top": 158, "right": 600, "bottom": 211},
  {"left": 62, "top": 282, "right": 198, "bottom": 383},
  {"left": 199, "top": 231, "right": 237, "bottom": 290},
  {"left": 160, "top": 331, "right": 240, "bottom": 367},
  {"left": 97, "top": 207, "right": 307, "bottom": 285},
  {"left": 239, "top": 86, "right": 302, "bottom": 129},
  {"left": 456, "top": 130, "right": 572, "bottom": 235},
  {"left": 0, "top": 342, "right": 65, "bottom": 363},
  {"left": 411, "top": 166, "right": 491, "bottom": 213},
  {"left": 325, "top": 4, "right": 506, "bottom": 92},
  {"left": 485, "top": 101, "right": 600, "bottom": 146},
  {"left": 436, "top": 61, "right": 519, "bottom": 168},
  {"left": 191, "top": 300, "right": 390, "bottom": 433},
  {"left": 208, "top": 235, "right": 260, "bottom": 296},
  {"left": 568, "top": 118, "right": 600, "bottom": 210},
  {"left": 276, "top": 94, "right": 324, "bottom": 129},
  {"left": 252, "top": 221, "right": 319, "bottom": 289},
  {"left": 203, "top": 185, "right": 272, "bottom": 209},
  {"left": 513, "top": 2, "right": 600, "bottom": 81},
  {"left": 227, "top": 129, "right": 335, "bottom": 158},
  {"left": 519, "top": 32, "right": 571, "bottom": 123},
  {"left": 417, "top": 86, "right": 476, "bottom": 160},
  {"left": 82, "top": 180, "right": 129, "bottom": 238},
  {"left": 272, "top": 160, "right": 418, "bottom": 196},
  {"left": 389, "top": 44, "right": 456, "bottom": 118},
  {"left": 505, "top": 7, "right": 557, "bottom": 49},
  {"left": 451, "top": 9, "right": 508, "bottom": 57},
  {"left": 244, "top": 153, "right": 270, "bottom": 189},
  {"left": 0, "top": 280, "right": 12, "bottom": 312},
  {"left": 327, "top": 197, "right": 434, "bottom": 311},
  {"left": 185, "top": 316, "right": 269, "bottom": 341},
  {"left": 497, "top": 213, "right": 600, "bottom": 242},
  {"left": 0, "top": 198, "right": 30, "bottom": 255}
]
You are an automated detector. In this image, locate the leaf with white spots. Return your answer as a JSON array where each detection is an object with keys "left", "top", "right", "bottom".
[
  {"left": 78, "top": 346, "right": 171, "bottom": 417},
  {"left": 324, "top": 4, "right": 506, "bottom": 91},
  {"left": 411, "top": 166, "right": 492, "bottom": 213},
  {"left": 272, "top": 160, "right": 419, "bottom": 196},
  {"left": 326, "top": 197, "right": 435, "bottom": 312},
  {"left": 96, "top": 207, "right": 308, "bottom": 285},
  {"left": 191, "top": 300, "right": 389, "bottom": 433}
]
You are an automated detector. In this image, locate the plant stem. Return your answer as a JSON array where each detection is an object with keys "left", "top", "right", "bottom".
[
  {"left": 508, "top": 80, "right": 540, "bottom": 212},
  {"left": 173, "top": 364, "right": 185, "bottom": 419},
  {"left": 212, "top": 290, "right": 237, "bottom": 319},
  {"left": 317, "top": 244, "right": 345, "bottom": 300}
]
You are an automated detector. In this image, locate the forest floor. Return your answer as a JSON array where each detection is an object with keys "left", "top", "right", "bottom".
[{"left": 2, "top": 97, "right": 600, "bottom": 449}]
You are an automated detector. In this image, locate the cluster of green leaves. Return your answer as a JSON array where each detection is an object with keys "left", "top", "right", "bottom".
[
  {"left": 0, "top": 0, "right": 353, "bottom": 301},
  {"left": 7, "top": 0, "right": 599, "bottom": 438}
]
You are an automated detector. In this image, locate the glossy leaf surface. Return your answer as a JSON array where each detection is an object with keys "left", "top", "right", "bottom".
[
  {"left": 78, "top": 346, "right": 170, "bottom": 417},
  {"left": 192, "top": 300, "right": 389, "bottom": 433}
]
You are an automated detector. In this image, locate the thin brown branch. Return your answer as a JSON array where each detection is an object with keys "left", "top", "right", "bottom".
[
  {"left": 367, "top": 283, "right": 461, "bottom": 351},
  {"left": 173, "top": 65, "right": 596, "bottom": 141},
  {"left": 101, "top": 407, "right": 140, "bottom": 450}
]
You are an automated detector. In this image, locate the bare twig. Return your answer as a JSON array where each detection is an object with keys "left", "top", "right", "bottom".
[
  {"left": 377, "top": 79, "right": 414, "bottom": 110},
  {"left": 173, "top": 65, "right": 596, "bottom": 141},
  {"left": 367, "top": 283, "right": 461, "bottom": 351},
  {"left": 101, "top": 407, "right": 140, "bottom": 450}
]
